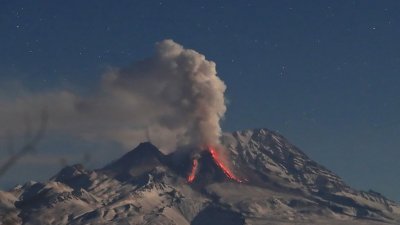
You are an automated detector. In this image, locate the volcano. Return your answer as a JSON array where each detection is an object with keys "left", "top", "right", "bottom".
[
  {"left": 187, "top": 147, "right": 242, "bottom": 184},
  {"left": 100, "top": 143, "right": 242, "bottom": 187},
  {"left": 1, "top": 128, "right": 400, "bottom": 225}
]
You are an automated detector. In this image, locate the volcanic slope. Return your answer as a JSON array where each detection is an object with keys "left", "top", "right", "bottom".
[{"left": 1, "top": 128, "right": 399, "bottom": 225}]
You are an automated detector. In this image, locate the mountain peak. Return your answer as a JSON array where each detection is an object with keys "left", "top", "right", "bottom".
[
  {"left": 101, "top": 142, "right": 167, "bottom": 181},
  {"left": 135, "top": 142, "right": 163, "bottom": 154},
  {"left": 2, "top": 129, "right": 399, "bottom": 224},
  {"left": 52, "top": 164, "right": 86, "bottom": 180}
]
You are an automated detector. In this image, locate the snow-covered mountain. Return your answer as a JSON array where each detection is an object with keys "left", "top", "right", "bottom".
[{"left": 1, "top": 128, "right": 399, "bottom": 225}]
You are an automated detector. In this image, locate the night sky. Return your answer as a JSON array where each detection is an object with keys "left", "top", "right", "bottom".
[{"left": 1, "top": 1, "right": 400, "bottom": 200}]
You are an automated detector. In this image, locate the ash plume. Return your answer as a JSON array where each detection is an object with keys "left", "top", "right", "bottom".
[{"left": 0, "top": 40, "right": 227, "bottom": 152}]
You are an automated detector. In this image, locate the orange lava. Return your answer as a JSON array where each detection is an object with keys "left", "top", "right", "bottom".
[
  {"left": 208, "top": 146, "right": 242, "bottom": 183},
  {"left": 187, "top": 158, "right": 198, "bottom": 183}
]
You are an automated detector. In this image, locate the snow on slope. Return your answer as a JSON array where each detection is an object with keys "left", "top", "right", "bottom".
[{"left": 0, "top": 128, "right": 399, "bottom": 225}]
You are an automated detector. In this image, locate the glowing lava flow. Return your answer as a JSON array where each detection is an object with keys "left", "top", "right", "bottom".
[
  {"left": 187, "top": 158, "right": 198, "bottom": 183},
  {"left": 208, "top": 146, "right": 242, "bottom": 183}
]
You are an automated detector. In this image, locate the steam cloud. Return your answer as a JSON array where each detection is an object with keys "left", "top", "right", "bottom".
[{"left": 0, "top": 40, "right": 227, "bottom": 152}]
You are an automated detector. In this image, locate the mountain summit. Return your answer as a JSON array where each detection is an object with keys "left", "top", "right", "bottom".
[{"left": 1, "top": 128, "right": 399, "bottom": 225}]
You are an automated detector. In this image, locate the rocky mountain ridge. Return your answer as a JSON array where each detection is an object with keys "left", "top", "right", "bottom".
[{"left": 0, "top": 128, "right": 399, "bottom": 225}]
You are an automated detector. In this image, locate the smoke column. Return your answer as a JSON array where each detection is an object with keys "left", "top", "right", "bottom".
[
  {"left": 103, "top": 39, "right": 227, "bottom": 149},
  {"left": 0, "top": 40, "right": 227, "bottom": 152}
]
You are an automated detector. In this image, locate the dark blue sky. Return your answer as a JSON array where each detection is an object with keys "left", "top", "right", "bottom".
[{"left": 1, "top": 1, "right": 400, "bottom": 200}]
